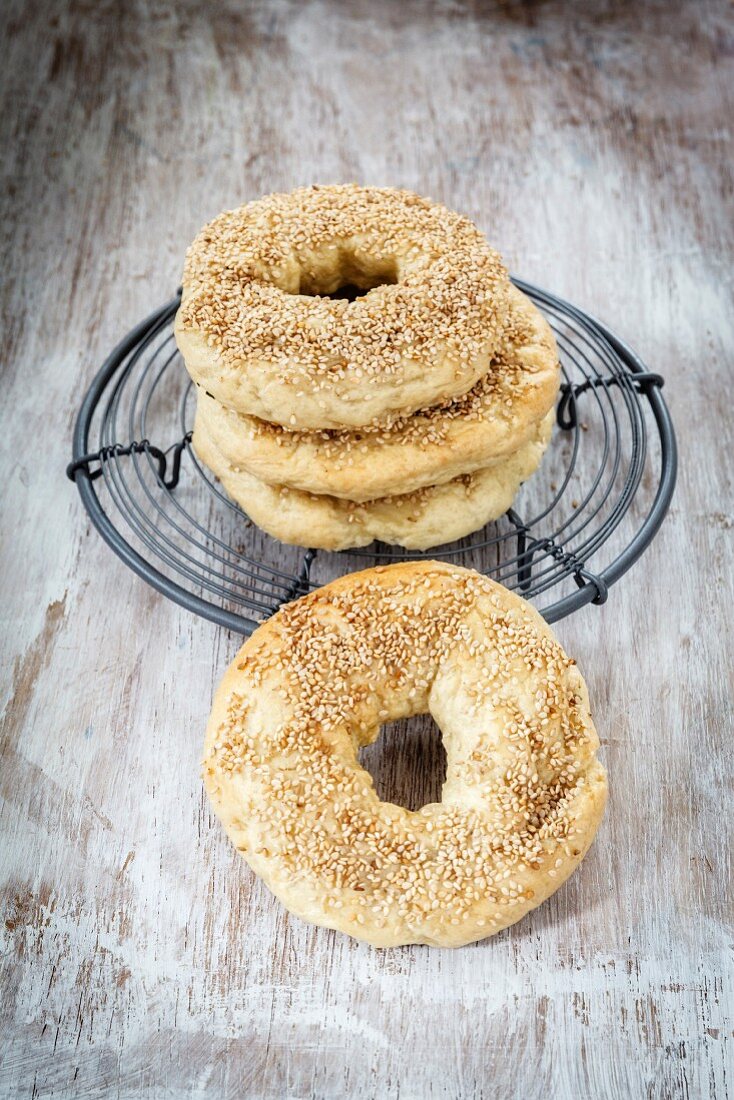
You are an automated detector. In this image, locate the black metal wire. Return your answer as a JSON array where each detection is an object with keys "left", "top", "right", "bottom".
[{"left": 67, "top": 279, "right": 677, "bottom": 632}]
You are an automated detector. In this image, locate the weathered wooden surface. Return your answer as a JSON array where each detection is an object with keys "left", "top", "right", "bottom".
[{"left": 1, "top": 1, "right": 732, "bottom": 1097}]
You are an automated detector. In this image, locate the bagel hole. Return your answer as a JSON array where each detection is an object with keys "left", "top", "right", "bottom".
[
  {"left": 359, "top": 714, "right": 447, "bottom": 812},
  {"left": 323, "top": 283, "right": 381, "bottom": 302},
  {"left": 296, "top": 255, "right": 398, "bottom": 300}
]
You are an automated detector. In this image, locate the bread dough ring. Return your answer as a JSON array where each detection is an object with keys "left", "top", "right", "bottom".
[
  {"left": 175, "top": 185, "right": 513, "bottom": 430},
  {"left": 203, "top": 561, "right": 607, "bottom": 948},
  {"left": 192, "top": 411, "right": 553, "bottom": 550},
  {"left": 193, "top": 285, "right": 560, "bottom": 502}
]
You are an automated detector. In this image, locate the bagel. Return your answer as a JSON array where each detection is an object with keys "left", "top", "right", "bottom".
[
  {"left": 175, "top": 185, "right": 513, "bottom": 430},
  {"left": 203, "top": 562, "right": 607, "bottom": 948},
  {"left": 193, "top": 284, "right": 560, "bottom": 501},
  {"left": 192, "top": 411, "right": 553, "bottom": 550}
]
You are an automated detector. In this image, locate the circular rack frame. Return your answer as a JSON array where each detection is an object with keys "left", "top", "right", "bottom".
[{"left": 68, "top": 279, "right": 677, "bottom": 633}]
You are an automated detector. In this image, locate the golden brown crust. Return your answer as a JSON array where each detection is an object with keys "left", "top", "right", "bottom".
[
  {"left": 174, "top": 185, "right": 514, "bottom": 430},
  {"left": 192, "top": 411, "right": 553, "bottom": 550},
  {"left": 194, "top": 285, "right": 560, "bottom": 501},
  {"left": 203, "top": 562, "right": 607, "bottom": 948}
]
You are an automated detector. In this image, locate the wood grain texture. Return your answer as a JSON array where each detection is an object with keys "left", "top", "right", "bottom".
[{"left": 1, "top": 1, "right": 732, "bottom": 1096}]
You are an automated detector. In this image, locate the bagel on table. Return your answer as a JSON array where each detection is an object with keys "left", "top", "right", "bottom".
[
  {"left": 192, "top": 410, "right": 553, "bottom": 551},
  {"left": 175, "top": 185, "right": 513, "bottom": 430},
  {"left": 193, "top": 284, "right": 560, "bottom": 502},
  {"left": 203, "top": 562, "right": 607, "bottom": 948}
]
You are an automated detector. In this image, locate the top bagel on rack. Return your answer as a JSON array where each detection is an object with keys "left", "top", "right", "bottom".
[{"left": 174, "top": 185, "right": 514, "bottom": 430}]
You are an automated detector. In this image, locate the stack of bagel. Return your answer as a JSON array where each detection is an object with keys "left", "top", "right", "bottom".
[{"left": 175, "top": 185, "right": 560, "bottom": 550}]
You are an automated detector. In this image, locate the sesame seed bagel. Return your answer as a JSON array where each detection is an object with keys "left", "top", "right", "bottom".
[
  {"left": 192, "top": 411, "right": 553, "bottom": 551},
  {"left": 203, "top": 562, "right": 607, "bottom": 948},
  {"left": 193, "top": 284, "right": 560, "bottom": 502},
  {"left": 175, "top": 185, "right": 514, "bottom": 430}
]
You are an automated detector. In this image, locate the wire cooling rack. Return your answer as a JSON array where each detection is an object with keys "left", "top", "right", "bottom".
[{"left": 67, "top": 279, "right": 677, "bottom": 633}]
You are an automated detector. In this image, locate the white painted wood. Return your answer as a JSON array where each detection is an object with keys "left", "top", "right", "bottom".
[{"left": 1, "top": 1, "right": 732, "bottom": 1097}]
